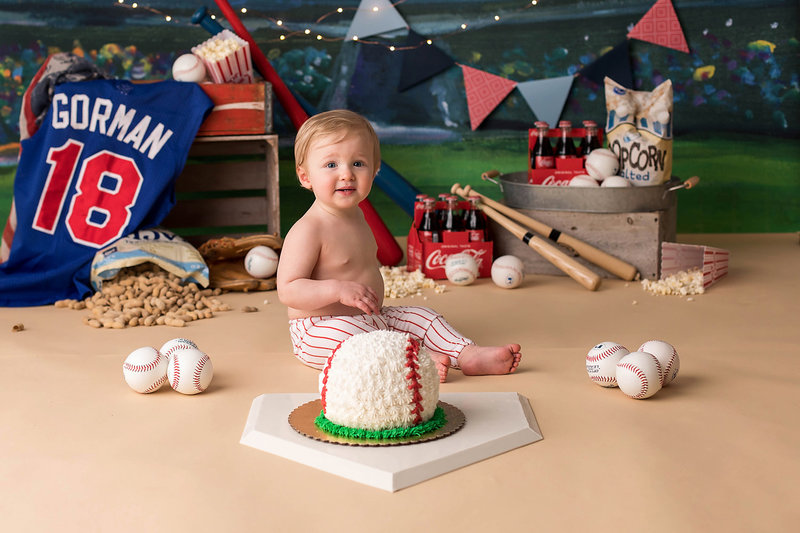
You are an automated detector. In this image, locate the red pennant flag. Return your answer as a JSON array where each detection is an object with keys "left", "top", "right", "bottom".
[
  {"left": 460, "top": 64, "right": 517, "bottom": 130},
  {"left": 627, "top": 0, "right": 689, "bottom": 53}
]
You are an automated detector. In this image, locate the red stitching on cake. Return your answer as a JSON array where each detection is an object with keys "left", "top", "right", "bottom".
[
  {"left": 193, "top": 354, "right": 210, "bottom": 392},
  {"left": 404, "top": 337, "right": 424, "bottom": 425},
  {"left": 619, "top": 362, "right": 649, "bottom": 398},
  {"left": 320, "top": 339, "right": 345, "bottom": 413}
]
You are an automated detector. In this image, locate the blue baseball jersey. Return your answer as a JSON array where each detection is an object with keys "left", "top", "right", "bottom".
[{"left": 0, "top": 80, "right": 213, "bottom": 306}]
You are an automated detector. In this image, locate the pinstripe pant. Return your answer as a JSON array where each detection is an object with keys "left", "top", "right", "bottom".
[{"left": 288, "top": 306, "right": 473, "bottom": 371}]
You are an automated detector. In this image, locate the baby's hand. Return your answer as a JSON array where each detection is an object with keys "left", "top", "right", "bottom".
[{"left": 339, "top": 282, "right": 381, "bottom": 315}]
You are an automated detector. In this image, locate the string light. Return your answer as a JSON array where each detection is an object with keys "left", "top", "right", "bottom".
[{"left": 110, "top": 0, "right": 544, "bottom": 49}]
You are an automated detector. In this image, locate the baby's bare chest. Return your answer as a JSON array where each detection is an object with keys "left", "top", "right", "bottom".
[{"left": 316, "top": 222, "right": 377, "bottom": 270}]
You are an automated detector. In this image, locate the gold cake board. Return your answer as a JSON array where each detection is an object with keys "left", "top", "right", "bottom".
[{"left": 289, "top": 400, "right": 465, "bottom": 447}]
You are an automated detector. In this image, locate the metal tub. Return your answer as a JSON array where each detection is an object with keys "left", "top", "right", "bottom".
[{"left": 494, "top": 171, "right": 684, "bottom": 213}]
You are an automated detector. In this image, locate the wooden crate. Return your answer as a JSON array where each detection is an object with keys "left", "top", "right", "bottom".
[
  {"left": 490, "top": 204, "right": 677, "bottom": 280},
  {"left": 196, "top": 83, "right": 273, "bottom": 136},
  {"left": 163, "top": 134, "right": 280, "bottom": 247}
]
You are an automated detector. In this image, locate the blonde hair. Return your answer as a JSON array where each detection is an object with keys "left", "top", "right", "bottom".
[{"left": 294, "top": 109, "right": 381, "bottom": 172}]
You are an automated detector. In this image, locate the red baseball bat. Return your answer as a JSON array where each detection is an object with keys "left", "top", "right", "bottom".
[{"left": 212, "top": 0, "right": 403, "bottom": 266}]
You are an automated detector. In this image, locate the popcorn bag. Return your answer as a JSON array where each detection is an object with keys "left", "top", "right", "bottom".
[
  {"left": 604, "top": 77, "right": 673, "bottom": 186},
  {"left": 192, "top": 30, "right": 254, "bottom": 84}
]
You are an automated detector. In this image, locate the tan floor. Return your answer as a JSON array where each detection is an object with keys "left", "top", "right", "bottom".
[{"left": 1, "top": 233, "right": 798, "bottom": 532}]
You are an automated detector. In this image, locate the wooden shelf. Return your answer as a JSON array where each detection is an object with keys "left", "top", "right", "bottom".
[{"left": 163, "top": 133, "right": 280, "bottom": 246}]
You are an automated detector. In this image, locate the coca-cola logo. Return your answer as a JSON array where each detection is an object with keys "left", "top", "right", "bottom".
[
  {"left": 541, "top": 175, "right": 572, "bottom": 186},
  {"left": 425, "top": 248, "right": 488, "bottom": 271}
]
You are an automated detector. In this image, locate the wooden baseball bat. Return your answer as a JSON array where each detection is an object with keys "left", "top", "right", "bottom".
[
  {"left": 452, "top": 186, "right": 601, "bottom": 291},
  {"left": 452, "top": 180, "right": 638, "bottom": 281},
  {"left": 211, "top": 1, "right": 403, "bottom": 266}
]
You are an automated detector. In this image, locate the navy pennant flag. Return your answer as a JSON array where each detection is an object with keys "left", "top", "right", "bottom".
[
  {"left": 579, "top": 40, "right": 634, "bottom": 89},
  {"left": 398, "top": 30, "right": 455, "bottom": 91}
]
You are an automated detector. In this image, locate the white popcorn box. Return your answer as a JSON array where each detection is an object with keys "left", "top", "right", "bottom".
[
  {"left": 660, "top": 242, "right": 729, "bottom": 289},
  {"left": 192, "top": 29, "right": 254, "bottom": 84}
]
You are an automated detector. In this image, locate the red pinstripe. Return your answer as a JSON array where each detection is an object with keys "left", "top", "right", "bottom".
[{"left": 289, "top": 306, "right": 473, "bottom": 370}]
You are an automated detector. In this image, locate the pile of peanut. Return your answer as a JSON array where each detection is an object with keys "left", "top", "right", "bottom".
[{"left": 55, "top": 265, "right": 231, "bottom": 328}]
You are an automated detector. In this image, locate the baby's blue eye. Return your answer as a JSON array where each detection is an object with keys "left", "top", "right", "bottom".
[
  {"left": 353, "top": 161, "right": 364, "bottom": 167},
  {"left": 325, "top": 162, "right": 336, "bottom": 169}
]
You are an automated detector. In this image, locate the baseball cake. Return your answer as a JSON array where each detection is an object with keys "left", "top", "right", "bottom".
[{"left": 315, "top": 330, "right": 446, "bottom": 440}]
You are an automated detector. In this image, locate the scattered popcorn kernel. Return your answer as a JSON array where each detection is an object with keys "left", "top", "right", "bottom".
[
  {"left": 380, "top": 266, "right": 445, "bottom": 298},
  {"left": 641, "top": 269, "right": 704, "bottom": 296}
]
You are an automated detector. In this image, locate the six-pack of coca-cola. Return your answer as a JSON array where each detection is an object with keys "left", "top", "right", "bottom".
[
  {"left": 407, "top": 193, "right": 493, "bottom": 279},
  {"left": 528, "top": 120, "right": 605, "bottom": 185}
]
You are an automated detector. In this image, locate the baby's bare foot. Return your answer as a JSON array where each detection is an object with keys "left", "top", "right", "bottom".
[
  {"left": 428, "top": 352, "right": 450, "bottom": 383},
  {"left": 458, "top": 344, "right": 521, "bottom": 376}
]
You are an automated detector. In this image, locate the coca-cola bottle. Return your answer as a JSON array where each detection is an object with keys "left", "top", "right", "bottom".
[
  {"left": 531, "top": 121, "right": 555, "bottom": 169},
  {"left": 442, "top": 196, "right": 463, "bottom": 233},
  {"left": 555, "top": 120, "right": 577, "bottom": 159},
  {"left": 462, "top": 196, "right": 487, "bottom": 242},
  {"left": 418, "top": 198, "right": 441, "bottom": 243},
  {"left": 579, "top": 120, "right": 601, "bottom": 158},
  {"left": 414, "top": 193, "right": 429, "bottom": 225},
  {"left": 435, "top": 193, "right": 449, "bottom": 228}
]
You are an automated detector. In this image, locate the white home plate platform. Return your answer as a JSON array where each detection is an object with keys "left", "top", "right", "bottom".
[{"left": 240, "top": 392, "right": 543, "bottom": 492}]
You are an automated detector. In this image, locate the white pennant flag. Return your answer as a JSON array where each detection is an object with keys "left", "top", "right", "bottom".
[
  {"left": 345, "top": 0, "right": 408, "bottom": 41},
  {"left": 516, "top": 75, "right": 575, "bottom": 128}
]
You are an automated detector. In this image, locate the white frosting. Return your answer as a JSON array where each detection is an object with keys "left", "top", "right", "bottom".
[{"left": 320, "top": 330, "right": 439, "bottom": 431}]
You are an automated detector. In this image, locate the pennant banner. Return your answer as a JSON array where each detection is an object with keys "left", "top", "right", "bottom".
[
  {"left": 627, "top": 0, "right": 690, "bottom": 53},
  {"left": 460, "top": 65, "right": 517, "bottom": 130},
  {"left": 579, "top": 40, "right": 634, "bottom": 89},
  {"left": 398, "top": 30, "right": 455, "bottom": 92},
  {"left": 345, "top": 0, "right": 408, "bottom": 41},
  {"left": 516, "top": 75, "right": 574, "bottom": 129}
]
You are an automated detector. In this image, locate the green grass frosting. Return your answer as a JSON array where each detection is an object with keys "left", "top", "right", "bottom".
[{"left": 315, "top": 406, "right": 447, "bottom": 440}]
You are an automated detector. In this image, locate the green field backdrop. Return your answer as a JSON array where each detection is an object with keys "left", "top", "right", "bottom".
[{"left": 3, "top": 132, "right": 795, "bottom": 239}]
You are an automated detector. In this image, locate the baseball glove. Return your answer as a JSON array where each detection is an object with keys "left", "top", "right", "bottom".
[{"left": 198, "top": 234, "right": 283, "bottom": 292}]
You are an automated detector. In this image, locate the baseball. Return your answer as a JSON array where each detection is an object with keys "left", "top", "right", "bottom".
[
  {"left": 245, "top": 245, "right": 279, "bottom": 279},
  {"left": 638, "top": 340, "right": 680, "bottom": 386},
  {"left": 167, "top": 347, "right": 214, "bottom": 395},
  {"left": 568, "top": 174, "right": 600, "bottom": 187},
  {"left": 585, "top": 148, "right": 620, "bottom": 180},
  {"left": 159, "top": 338, "right": 199, "bottom": 360},
  {"left": 600, "top": 175, "right": 632, "bottom": 188},
  {"left": 616, "top": 351, "right": 663, "bottom": 399},
  {"left": 122, "top": 346, "right": 168, "bottom": 394},
  {"left": 445, "top": 253, "right": 478, "bottom": 286},
  {"left": 586, "top": 341, "right": 630, "bottom": 387},
  {"left": 172, "top": 53, "right": 206, "bottom": 83},
  {"left": 491, "top": 255, "right": 524, "bottom": 289}
]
